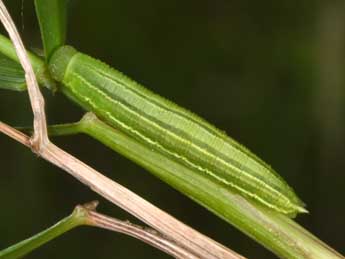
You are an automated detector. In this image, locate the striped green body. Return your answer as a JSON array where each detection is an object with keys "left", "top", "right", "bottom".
[{"left": 49, "top": 46, "right": 306, "bottom": 217}]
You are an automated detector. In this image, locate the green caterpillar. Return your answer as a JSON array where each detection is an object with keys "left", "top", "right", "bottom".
[{"left": 49, "top": 45, "right": 307, "bottom": 217}]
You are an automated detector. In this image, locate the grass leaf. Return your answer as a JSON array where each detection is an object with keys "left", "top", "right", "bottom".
[
  {"left": 0, "top": 52, "right": 25, "bottom": 91},
  {"left": 34, "top": 0, "right": 68, "bottom": 60}
]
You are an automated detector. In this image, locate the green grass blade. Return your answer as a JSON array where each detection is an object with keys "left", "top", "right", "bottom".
[
  {"left": 0, "top": 52, "right": 25, "bottom": 91},
  {"left": 0, "top": 34, "right": 56, "bottom": 91},
  {"left": 34, "top": 0, "right": 68, "bottom": 61},
  {"left": 0, "top": 206, "right": 87, "bottom": 259}
]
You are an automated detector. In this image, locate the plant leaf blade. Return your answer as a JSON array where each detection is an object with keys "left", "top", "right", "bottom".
[
  {"left": 34, "top": 0, "right": 68, "bottom": 60},
  {"left": 0, "top": 52, "right": 25, "bottom": 91}
]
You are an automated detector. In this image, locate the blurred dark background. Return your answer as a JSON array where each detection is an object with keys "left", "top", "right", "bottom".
[{"left": 0, "top": 0, "right": 344, "bottom": 258}]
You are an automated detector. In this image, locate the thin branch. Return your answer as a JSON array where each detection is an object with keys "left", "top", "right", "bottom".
[
  {"left": 0, "top": 121, "right": 30, "bottom": 147},
  {"left": 82, "top": 201, "right": 199, "bottom": 259},
  {"left": 0, "top": 0, "right": 49, "bottom": 151},
  {"left": 88, "top": 213, "right": 197, "bottom": 259}
]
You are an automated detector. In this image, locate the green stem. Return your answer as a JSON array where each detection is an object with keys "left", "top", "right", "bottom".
[
  {"left": 43, "top": 113, "right": 344, "bottom": 259},
  {"left": 0, "top": 205, "right": 88, "bottom": 259},
  {"left": 0, "top": 34, "right": 56, "bottom": 91},
  {"left": 43, "top": 121, "right": 82, "bottom": 136}
]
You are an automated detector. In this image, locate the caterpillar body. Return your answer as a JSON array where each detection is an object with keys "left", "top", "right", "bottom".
[{"left": 49, "top": 46, "right": 307, "bottom": 217}]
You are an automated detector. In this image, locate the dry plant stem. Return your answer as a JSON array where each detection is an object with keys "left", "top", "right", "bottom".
[
  {"left": 0, "top": 122, "right": 244, "bottom": 259},
  {"left": 89, "top": 213, "right": 196, "bottom": 259},
  {"left": 0, "top": 0, "right": 48, "bottom": 151},
  {"left": 83, "top": 202, "right": 199, "bottom": 259},
  {"left": 88, "top": 214, "right": 197, "bottom": 259}
]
